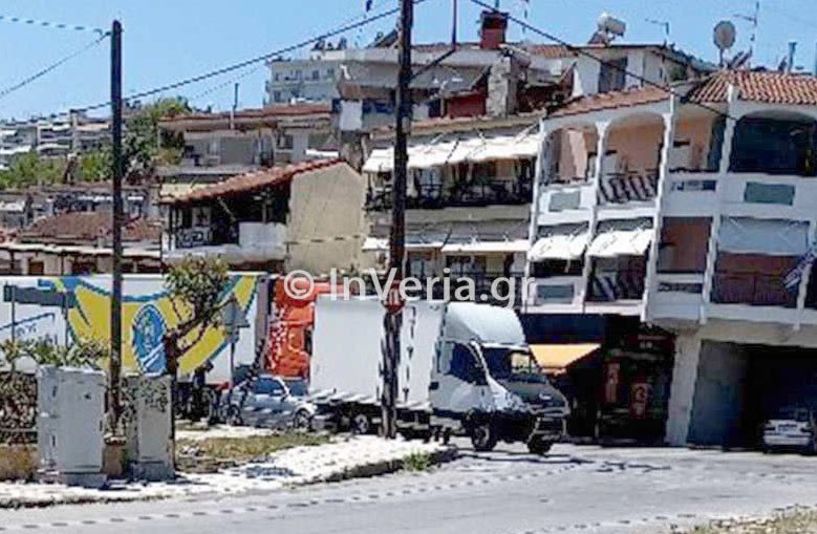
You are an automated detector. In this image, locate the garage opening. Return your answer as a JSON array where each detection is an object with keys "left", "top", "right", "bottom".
[{"left": 688, "top": 341, "right": 817, "bottom": 448}]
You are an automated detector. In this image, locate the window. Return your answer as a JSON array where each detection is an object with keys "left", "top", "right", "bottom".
[
  {"left": 598, "top": 57, "right": 628, "bottom": 93},
  {"left": 254, "top": 377, "right": 285, "bottom": 395},
  {"left": 448, "top": 343, "right": 486, "bottom": 384},
  {"left": 657, "top": 217, "right": 712, "bottom": 274},
  {"left": 273, "top": 90, "right": 282, "bottom": 102},
  {"left": 311, "top": 70, "right": 320, "bottom": 81},
  {"left": 730, "top": 116, "right": 817, "bottom": 176},
  {"left": 531, "top": 259, "right": 583, "bottom": 278},
  {"left": 326, "top": 68, "right": 335, "bottom": 79}
]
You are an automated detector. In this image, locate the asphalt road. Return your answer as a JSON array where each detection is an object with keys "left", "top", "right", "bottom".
[{"left": 3, "top": 442, "right": 817, "bottom": 533}]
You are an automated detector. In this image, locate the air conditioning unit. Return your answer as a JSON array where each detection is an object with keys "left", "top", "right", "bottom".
[
  {"left": 123, "top": 374, "right": 174, "bottom": 481},
  {"left": 37, "top": 366, "right": 106, "bottom": 487}
]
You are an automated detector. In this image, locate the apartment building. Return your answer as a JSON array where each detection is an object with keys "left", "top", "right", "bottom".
[
  {"left": 266, "top": 41, "right": 347, "bottom": 104},
  {"left": 338, "top": 11, "right": 712, "bottom": 165},
  {"left": 526, "top": 69, "right": 817, "bottom": 448},
  {"left": 363, "top": 113, "right": 538, "bottom": 304},
  {"left": 0, "top": 112, "right": 111, "bottom": 168},
  {"left": 157, "top": 104, "right": 334, "bottom": 200},
  {"left": 162, "top": 159, "right": 366, "bottom": 274}
]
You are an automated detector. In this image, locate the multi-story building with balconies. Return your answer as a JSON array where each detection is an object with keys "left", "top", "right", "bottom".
[{"left": 526, "top": 69, "right": 817, "bottom": 448}]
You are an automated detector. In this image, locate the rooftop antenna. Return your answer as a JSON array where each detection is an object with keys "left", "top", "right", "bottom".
[
  {"left": 734, "top": 0, "right": 760, "bottom": 65},
  {"left": 645, "top": 18, "right": 670, "bottom": 45},
  {"left": 713, "top": 20, "right": 737, "bottom": 68}
]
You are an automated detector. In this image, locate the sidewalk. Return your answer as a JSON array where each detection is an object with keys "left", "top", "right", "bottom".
[{"left": 0, "top": 435, "right": 452, "bottom": 508}]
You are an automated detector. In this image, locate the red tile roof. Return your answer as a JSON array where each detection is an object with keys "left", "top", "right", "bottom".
[
  {"left": 21, "top": 211, "right": 161, "bottom": 243},
  {"left": 523, "top": 44, "right": 576, "bottom": 59},
  {"left": 166, "top": 159, "right": 345, "bottom": 205},
  {"left": 688, "top": 70, "right": 817, "bottom": 105},
  {"left": 547, "top": 86, "right": 670, "bottom": 118}
]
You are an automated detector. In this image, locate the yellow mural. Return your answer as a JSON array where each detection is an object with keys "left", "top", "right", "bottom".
[{"left": 48, "top": 275, "right": 258, "bottom": 375}]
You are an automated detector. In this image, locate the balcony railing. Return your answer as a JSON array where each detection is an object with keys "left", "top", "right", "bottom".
[
  {"left": 598, "top": 170, "right": 658, "bottom": 205},
  {"left": 366, "top": 176, "right": 533, "bottom": 211},
  {"left": 711, "top": 272, "right": 796, "bottom": 308},
  {"left": 587, "top": 269, "right": 646, "bottom": 302}
]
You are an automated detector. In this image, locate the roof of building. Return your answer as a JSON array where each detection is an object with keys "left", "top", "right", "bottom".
[
  {"left": 165, "top": 159, "right": 344, "bottom": 205},
  {"left": 159, "top": 103, "right": 332, "bottom": 131},
  {"left": 546, "top": 85, "right": 670, "bottom": 118},
  {"left": 688, "top": 70, "right": 817, "bottom": 106},
  {"left": 20, "top": 211, "right": 162, "bottom": 243}
]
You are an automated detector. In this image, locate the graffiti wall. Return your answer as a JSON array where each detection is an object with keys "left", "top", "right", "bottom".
[{"left": 0, "top": 274, "right": 265, "bottom": 383}]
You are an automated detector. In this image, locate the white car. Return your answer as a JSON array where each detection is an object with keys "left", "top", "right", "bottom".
[{"left": 762, "top": 408, "right": 815, "bottom": 453}]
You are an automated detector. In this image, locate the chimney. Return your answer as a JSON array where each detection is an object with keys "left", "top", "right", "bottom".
[
  {"left": 480, "top": 10, "right": 508, "bottom": 50},
  {"left": 787, "top": 40, "right": 797, "bottom": 73},
  {"left": 487, "top": 54, "right": 520, "bottom": 117}
]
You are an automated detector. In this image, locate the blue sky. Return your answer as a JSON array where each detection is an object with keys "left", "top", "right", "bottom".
[{"left": 0, "top": 0, "right": 815, "bottom": 119}]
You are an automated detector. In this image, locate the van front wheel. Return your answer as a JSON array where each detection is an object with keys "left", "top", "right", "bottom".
[
  {"left": 527, "top": 437, "right": 553, "bottom": 455},
  {"left": 470, "top": 421, "right": 498, "bottom": 452}
]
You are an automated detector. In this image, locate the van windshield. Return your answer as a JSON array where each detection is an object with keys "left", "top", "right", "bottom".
[{"left": 481, "top": 347, "right": 549, "bottom": 383}]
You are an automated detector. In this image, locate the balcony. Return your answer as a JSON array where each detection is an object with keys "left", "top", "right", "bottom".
[
  {"left": 366, "top": 176, "right": 533, "bottom": 211},
  {"left": 587, "top": 269, "right": 646, "bottom": 303},
  {"left": 711, "top": 271, "right": 796, "bottom": 308},
  {"left": 598, "top": 170, "right": 658, "bottom": 205},
  {"left": 169, "top": 221, "right": 287, "bottom": 263}
]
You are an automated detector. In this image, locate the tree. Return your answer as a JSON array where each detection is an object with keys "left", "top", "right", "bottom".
[
  {"left": 76, "top": 148, "right": 112, "bottom": 183},
  {"left": 0, "top": 151, "right": 65, "bottom": 189},
  {"left": 162, "top": 256, "right": 230, "bottom": 379},
  {"left": 0, "top": 336, "right": 108, "bottom": 369},
  {"left": 124, "top": 97, "right": 190, "bottom": 181}
]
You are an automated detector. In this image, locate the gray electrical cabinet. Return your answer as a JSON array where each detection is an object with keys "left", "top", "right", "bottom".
[{"left": 37, "top": 366, "right": 106, "bottom": 487}]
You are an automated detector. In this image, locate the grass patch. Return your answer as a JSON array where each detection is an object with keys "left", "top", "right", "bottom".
[
  {"left": 402, "top": 451, "right": 432, "bottom": 472},
  {"left": 176, "top": 433, "right": 329, "bottom": 473},
  {"left": 683, "top": 508, "right": 817, "bottom": 533}
]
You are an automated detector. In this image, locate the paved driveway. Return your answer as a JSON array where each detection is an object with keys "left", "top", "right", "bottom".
[{"left": 2, "top": 442, "right": 816, "bottom": 533}]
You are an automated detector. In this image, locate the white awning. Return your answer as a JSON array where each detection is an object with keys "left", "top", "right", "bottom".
[
  {"left": 441, "top": 239, "right": 529, "bottom": 254},
  {"left": 468, "top": 133, "right": 539, "bottom": 162},
  {"left": 587, "top": 228, "right": 653, "bottom": 258},
  {"left": 408, "top": 141, "right": 457, "bottom": 169},
  {"left": 362, "top": 237, "right": 444, "bottom": 251},
  {"left": 362, "top": 237, "right": 388, "bottom": 251},
  {"left": 529, "top": 232, "right": 589, "bottom": 261},
  {"left": 362, "top": 148, "right": 393, "bottom": 173},
  {"left": 362, "top": 130, "right": 539, "bottom": 173}
]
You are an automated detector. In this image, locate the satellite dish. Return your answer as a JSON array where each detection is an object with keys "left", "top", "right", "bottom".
[{"left": 713, "top": 20, "right": 736, "bottom": 52}]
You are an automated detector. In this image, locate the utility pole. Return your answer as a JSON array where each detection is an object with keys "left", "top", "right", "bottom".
[
  {"left": 109, "top": 19, "right": 124, "bottom": 434},
  {"left": 382, "top": 0, "right": 413, "bottom": 439}
]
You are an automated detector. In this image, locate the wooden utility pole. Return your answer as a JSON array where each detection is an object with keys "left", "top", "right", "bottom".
[
  {"left": 382, "top": 0, "right": 413, "bottom": 439},
  {"left": 109, "top": 19, "right": 124, "bottom": 433}
]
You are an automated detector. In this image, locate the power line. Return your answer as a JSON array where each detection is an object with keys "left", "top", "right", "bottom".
[
  {"left": 0, "top": 14, "right": 105, "bottom": 35},
  {"left": 77, "top": 0, "right": 429, "bottom": 113},
  {"left": 468, "top": 0, "right": 739, "bottom": 123},
  {"left": 0, "top": 32, "right": 110, "bottom": 102}
]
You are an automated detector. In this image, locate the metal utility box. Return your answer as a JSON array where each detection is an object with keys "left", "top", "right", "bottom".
[
  {"left": 37, "top": 366, "right": 106, "bottom": 487},
  {"left": 123, "top": 374, "right": 173, "bottom": 481}
]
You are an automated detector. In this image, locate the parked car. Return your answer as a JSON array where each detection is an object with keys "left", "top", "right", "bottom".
[
  {"left": 221, "top": 374, "right": 315, "bottom": 430},
  {"left": 762, "top": 407, "right": 815, "bottom": 453}
]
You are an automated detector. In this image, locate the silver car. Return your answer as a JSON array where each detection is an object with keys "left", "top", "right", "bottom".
[{"left": 221, "top": 374, "right": 315, "bottom": 430}]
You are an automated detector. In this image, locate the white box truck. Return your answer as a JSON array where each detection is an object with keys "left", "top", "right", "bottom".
[{"left": 310, "top": 297, "right": 568, "bottom": 454}]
